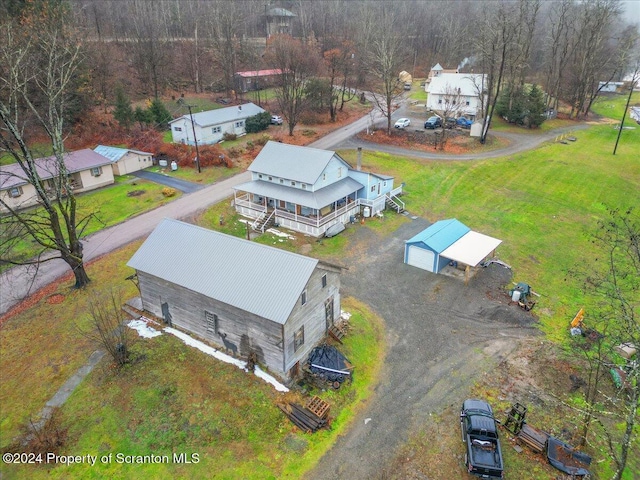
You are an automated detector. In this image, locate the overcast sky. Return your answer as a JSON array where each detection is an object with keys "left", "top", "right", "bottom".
[{"left": 622, "top": 0, "right": 640, "bottom": 24}]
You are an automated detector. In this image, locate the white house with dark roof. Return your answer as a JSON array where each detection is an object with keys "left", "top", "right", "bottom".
[
  {"left": 0, "top": 149, "right": 114, "bottom": 211},
  {"left": 127, "top": 218, "right": 341, "bottom": 382},
  {"left": 168, "top": 103, "right": 266, "bottom": 145},
  {"left": 233, "top": 141, "right": 404, "bottom": 237},
  {"left": 426, "top": 73, "right": 487, "bottom": 119},
  {"left": 93, "top": 145, "right": 154, "bottom": 175}
]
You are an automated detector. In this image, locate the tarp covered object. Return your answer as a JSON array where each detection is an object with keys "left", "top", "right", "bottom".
[
  {"left": 546, "top": 436, "right": 591, "bottom": 476},
  {"left": 307, "top": 345, "right": 353, "bottom": 383}
]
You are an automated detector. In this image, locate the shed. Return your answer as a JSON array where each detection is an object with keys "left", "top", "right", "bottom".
[
  {"left": 93, "top": 145, "right": 154, "bottom": 175},
  {"left": 127, "top": 218, "right": 341, "bottom": 382},
  {"left": 404, "top": 219, "right": 501, "bottom": 276}
]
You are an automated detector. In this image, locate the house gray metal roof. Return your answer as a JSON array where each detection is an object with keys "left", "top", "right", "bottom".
[
  {"left": 0, "top": 149, "right": 112, "bottom": 189},
  {"left": 93, "top": 145, "right": 153, "bottom": 162},
  {"left": 234, "top": 177, "right": 363, "bottom": 209},
  {"left": 127, "top": 219, "right": 319, "bottom": 325},
  {"left": 168, "top": 103, "right": 265, "bottom": 128},
  {"left": 249, "top": 141, "right": 351, "bottom": 184}
]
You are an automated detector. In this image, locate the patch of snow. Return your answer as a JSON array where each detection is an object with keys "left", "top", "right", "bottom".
[
  {"left": 266, "top": 228, "right": 296, "bottom": 240},
  {"left": 164, "top": 327, "right": 289, "bottom": 392},
  {"left": 127, "top": 319, "right": 162, "bottom": 338},
  {"left": 340, "top": 310, "right": 352, "bottom": 321}
]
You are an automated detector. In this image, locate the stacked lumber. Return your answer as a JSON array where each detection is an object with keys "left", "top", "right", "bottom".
[
  {"left": 517, "top": 424, "right": 549, "bottom": 453},
  {"left": 278, "top": 402, "right": 328, "bottom": 433}
]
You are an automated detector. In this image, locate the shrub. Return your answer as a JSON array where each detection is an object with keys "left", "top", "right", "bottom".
[
  {"left": 227, "top": 147, "right": 244, "bottom": 158},
  {"left": 245, "top": 111, "right": 271, "bottom": 133},
  {"left": 162, "top": 187, "right": 177, "bottom": 197},
  {"left": 255, "top": 134, "right": 271, "bottom": 146},
  {"left": 223, "top": 132, "right": 237, "bottom": 141}
]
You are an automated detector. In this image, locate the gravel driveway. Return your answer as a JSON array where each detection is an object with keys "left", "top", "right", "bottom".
[{"left": 307, "top": 216, "right": 539, "bottom": 479}]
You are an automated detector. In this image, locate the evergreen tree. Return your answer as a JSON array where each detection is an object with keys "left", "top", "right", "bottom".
[
  {"left": 134, "top": 106, "right": 154, "bottom": 129},
  {"left": 113, "top": 85, "right": 134, "bottom": 130},
  {"left": 148, "top": 98, "right": 172, "bottom": 129},
  {"left": 245, "top": 111, "right": 271, "bottom": 133},
  {"left": 526, "top": 84, "right": 546, "bottom": 128}
]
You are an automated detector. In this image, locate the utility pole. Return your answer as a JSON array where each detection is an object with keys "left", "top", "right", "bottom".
[
  {"left": 186, "top": 104, "right": 201, "bottom": 173},
  {"left": 613, "top": 64, "right": 639, "bottom": 155}
]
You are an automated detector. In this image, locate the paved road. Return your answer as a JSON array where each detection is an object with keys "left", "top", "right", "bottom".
[
  {"left": 0, "top": 172, "right": 250, "bottom": 315},
  {"left": 131, "top": 170, "right": 205, "bottom": 193}
]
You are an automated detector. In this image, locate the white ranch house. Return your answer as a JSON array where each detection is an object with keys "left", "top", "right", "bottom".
[
  {"left": 233, "top": 141, "right": 404, "bottom": 237},
  {"left": 169, "top": 102, "right": 266, "bottom": 145},
  {"left": 426, "top": 73, "right": 487, "bottom": 119},
  {"left": 0, "top": 149, "right": 114, "bottom": 212},
  {"left": 93, "top": 145, "right": 154, "bottom": 175}
]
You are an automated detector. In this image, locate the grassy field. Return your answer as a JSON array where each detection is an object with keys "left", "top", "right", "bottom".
[
  {"left": 591, "top": 91, "right": 640, "bottom": 122},
  {"left": 339, "top": 122, "right": 639, "bottom": 341}
]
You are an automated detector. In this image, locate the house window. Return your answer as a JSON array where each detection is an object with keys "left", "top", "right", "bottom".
[
  {"left": 279, "top": 179, "right": 284, "bottom": 184},
  {"left": 452, "top": 100, "right": 456, "bottom": 105},
  {"left": 235, "top": 121, "right": 244, "bottom": 128},
  {"left": 322, "top": 274, "right": 327, "bottom": 288},
  {"left": 259, "top": 174, "right": 263, "bottom": 179},
  {"left": 205, "top": 311, "right": 218, "bottom": 334},
  {"left": 174, "top": 127, "right": 182, "bottom": 132},
  {"left": 438, "top": 99, "right": 442, "bottom": 104},
  {"left": 384, "top": 181, "right": 387, "bottom": 186},
  {"left": 268, "top": 176, "right": 273, "bottom": 181},
  {"left": 294, "top": 325, "right": 305, "bottom": 352},
  {"left": 371, "top": 185, "right": 376, "bottom": 192},
  {"left": 301, "top": 290, "right": 307, "bottom": 306},
  {"left": 291, "top": 181, "right": 296, "bottom": 186},
  {"left": 301, "top": 184, "right": 307, "bottom": 189},
  {"left": 91, "top": 167, "right": 102, "bottom": 177},
  {"left": 212, "top": 126, "right": 221, "bottom": 133},
  {"left": 323, "top": 173, "right": 326, "bottom": 181},
  {"left": 338, "top": 167, "right": 342, "bottom": 178},
  {"left": 466, "top": 101, "right": 470, "bottom": 106},
  {"left": 9, "top": 186, "right": 23, "bottom": 198}
]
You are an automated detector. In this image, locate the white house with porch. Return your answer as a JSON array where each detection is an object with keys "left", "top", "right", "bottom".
[{"left": 233, "top": 142, "right": 404, "bottom": 237}]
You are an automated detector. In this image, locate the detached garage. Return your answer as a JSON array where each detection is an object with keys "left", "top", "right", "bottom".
[{"left": 404, "top": 219, "right": 502, "bottom": 278}]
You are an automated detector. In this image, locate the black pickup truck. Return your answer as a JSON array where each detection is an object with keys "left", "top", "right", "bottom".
[{"left": 460, "top": 399, "right": 504, "bottom": 478}]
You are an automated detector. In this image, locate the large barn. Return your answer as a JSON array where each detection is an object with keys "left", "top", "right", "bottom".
[{"left": 127, "top": 218, "right": 342, "bottom": 382}]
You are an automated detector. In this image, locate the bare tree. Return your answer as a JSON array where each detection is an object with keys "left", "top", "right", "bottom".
[
  {"left": 364, "top": 9, "right": 408, "bottom": 134},
  {"left": 323, "top": 43, "right": 357, "bottom": 122},
  {"left": 0, "top": 3, "right": 92, "bottom": 289},
  {"left": 84, "top": 289, "right": 130, "bottom": 366},
  {"left": 264, "top": 34, "right": 320, "bottom": 136}
]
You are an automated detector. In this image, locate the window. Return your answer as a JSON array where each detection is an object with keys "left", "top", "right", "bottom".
[
  {"left": 301, "top": 184, "right": 307, "bottom": 190},
  {"left": 291, "top": 181, "right": 296, "bottom": 186},
  {"left": 205, "top": 311, "right": 218, "bottom": 334},
  {"left": 371, "top": 185, "right": 376, "bottom": 192},
  {"left": 323, "top": 173, "right": 326, "bottom": 181},
  {"left": 466, "top": 100, "right": 470, "bottom": 106},
  {"left": 294, "top": 325, "right": 305, "bottom": 352},
  {"left": 321, "top": 274, "right": 327, "bottom": 288},
  {"left": 279, "top": 200, "right": 286, "bottom": 208},
  {"left": 9, "top": 186, "right": 23, "bottom": 198},
  {"left": 91, "top": 167, "right": 102, "bottom": 177},
  {"left": 279, "top": 179, "right": 284, "bottom": 184},
  {"left": 438, "top": 99, "right": 442, "bottom": 104},
  {"left": 235, "top": 121, "right": 244, "bottom": 128},
  {"left": 338, "top": 167, "right": 342, "bottom": 178},
  {"left": 212, "top": 126, "right": 221, "bottom": 133},
  {"left": 268, "top": 176, "right": 273, "bottom": 181},
  {"left": 259, "top": 174, "right": 263, "bottom": 179},
  {"left": 452, "top": 100, "right": 456, "bottom": 105},
  {"left": 174, "top": 127, "right": 182, "bottom": 132},
  {"left": 301, "top": 290, "right": 307, "bottom": 306}
]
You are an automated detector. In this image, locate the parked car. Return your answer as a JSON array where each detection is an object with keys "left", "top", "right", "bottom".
[
  {"left": 445, "top": 117, "right": 457, "bottom": 129},
  {"left": 460, "top": 399, "right": 504, "bottom": 478},
  {"left": 394, "top": 118, "right": 411, "bottom": 129},
  {"left": 271, "top": 115, "right": 283, "bottom": 125},
  {"left": 404, "top": 82, "right": 412, "bottom": 90},
  {"left": 456, "top": 117, "right": 473, "bottom": 129},
  {"left": 424, "top": 116, "right": 442, "bottom": 129}
]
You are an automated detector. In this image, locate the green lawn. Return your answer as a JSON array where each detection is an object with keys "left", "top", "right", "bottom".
[
  {"left": 591, "top": 91, "right": 640, "bottom": 122},
  {"left": 146, "top": 164, "right": 241, "bottom": 184},
  {"left": 339, "top": 122, "right": 639, "bottom": 341}
]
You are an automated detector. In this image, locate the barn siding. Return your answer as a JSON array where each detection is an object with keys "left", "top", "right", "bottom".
[
  {"left": 282, "top": 266, "right": 341, "bottom": 373},
  {"left": 137, "top": 271, "right": 285, "bottom": 376}
]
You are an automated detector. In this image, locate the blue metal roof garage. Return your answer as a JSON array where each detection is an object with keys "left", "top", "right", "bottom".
[{"left": 404, "top": 219, "right": 502, "bottom": 276}]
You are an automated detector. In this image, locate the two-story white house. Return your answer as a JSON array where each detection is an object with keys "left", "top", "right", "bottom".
[
  {"left": 233, "top": 141, "right": 404, "bottom": 237},
  {"left": 426, "top": 73, "right": 487, "bottom": 119},
  {"left": 168, "top": 103, "right": 266, "bottom": 145}
]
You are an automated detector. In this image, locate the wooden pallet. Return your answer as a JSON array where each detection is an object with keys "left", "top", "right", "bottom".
[
  {"left": 328, "top": 324, "right": 346, "bottom": 344},
  {"left": 517, "top": 424, "right": 549, "bottom": 453},
  {"left": 305, "top": 396, "right": 330, "bottom": 419}
]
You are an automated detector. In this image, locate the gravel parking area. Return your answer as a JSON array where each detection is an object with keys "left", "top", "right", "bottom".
[{"left": 307, "top": 216, "right": 539, "bottom": 480}]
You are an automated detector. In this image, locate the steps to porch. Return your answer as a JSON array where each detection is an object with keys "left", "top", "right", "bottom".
[
  {"left": 251, "top": 210, "right": 276, "bottom": 233},
  {"left": 385, "top": 195, "right": 405, "bottom": 213}
]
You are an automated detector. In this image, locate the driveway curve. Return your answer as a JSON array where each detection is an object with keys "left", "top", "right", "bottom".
[
  {"left": 307, "top": 218, "right": 539, "bottom": 480},
  {"left": 131, "top": 170, "right": 205, "bottom": 193}
]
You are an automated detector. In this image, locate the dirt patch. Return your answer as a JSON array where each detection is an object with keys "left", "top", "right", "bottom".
[{"left": 126, "top": 190, "right": 146, "bottom": 197}]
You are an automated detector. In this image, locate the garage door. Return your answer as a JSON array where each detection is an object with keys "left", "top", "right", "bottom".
[{"left": 406, "top": 245, "right": 435, "bottom": 272}]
